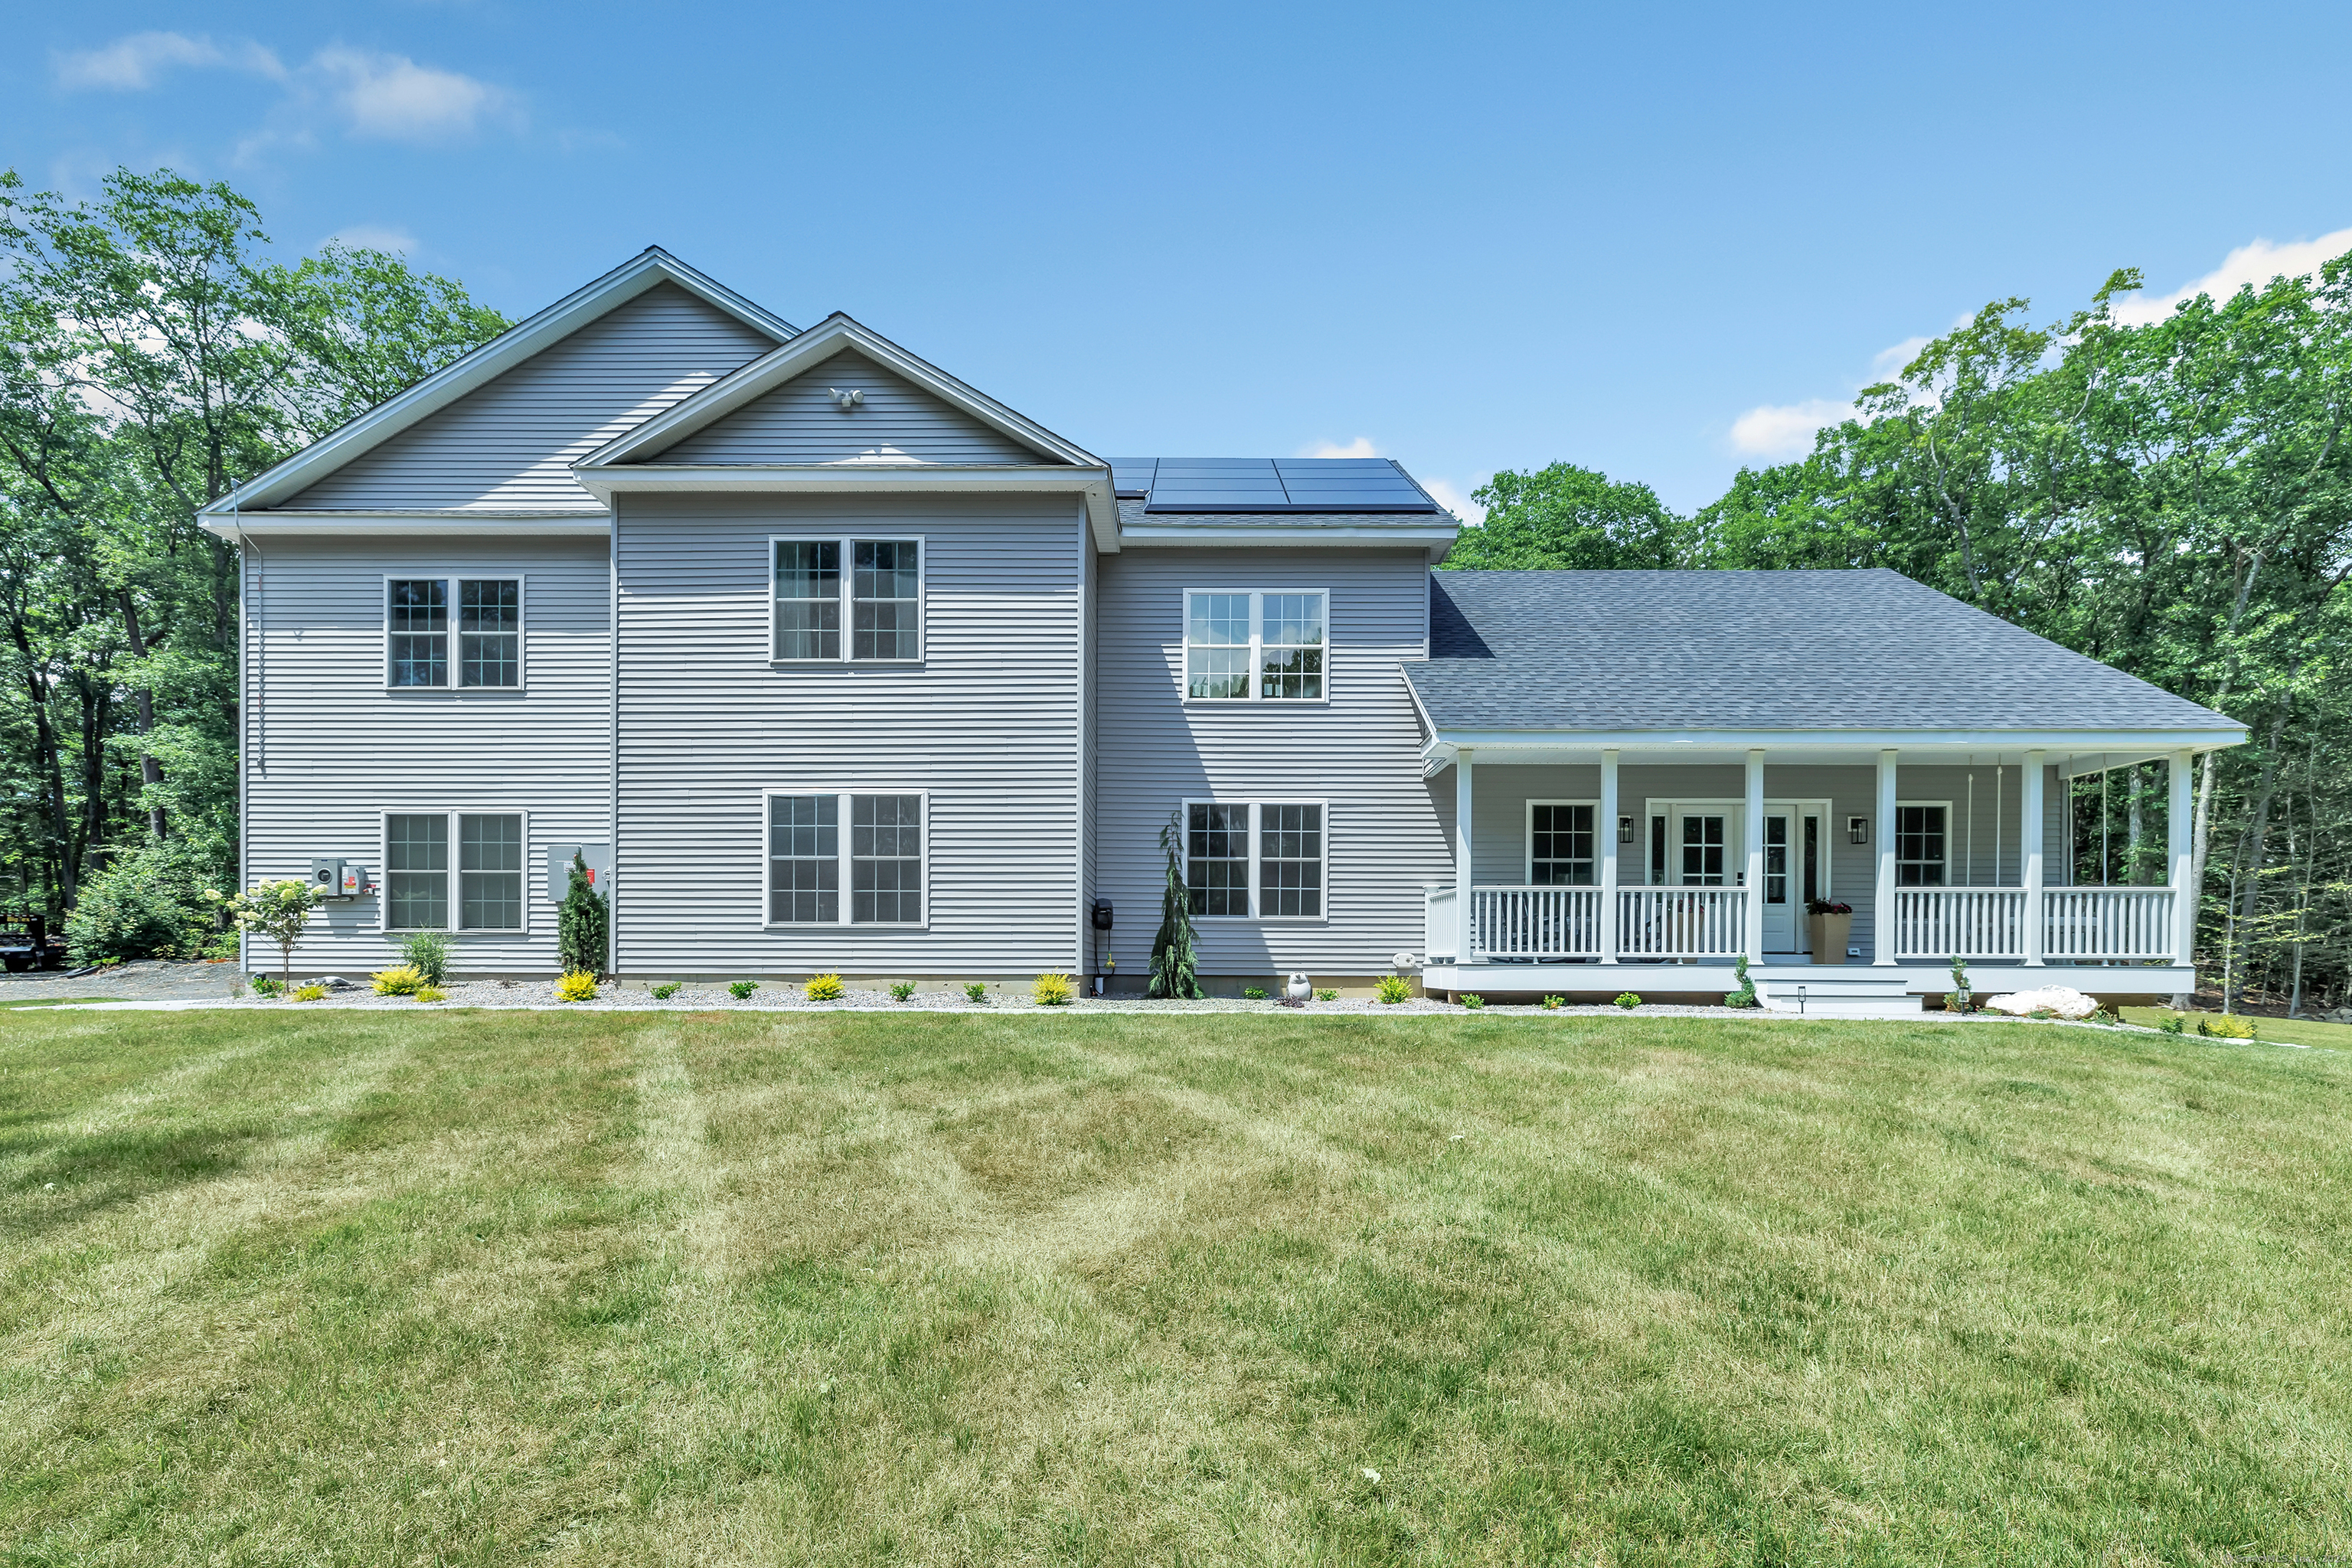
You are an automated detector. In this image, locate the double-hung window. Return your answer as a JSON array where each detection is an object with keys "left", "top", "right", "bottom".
[
  {"left": 1183, "top": 799, "right": 1326, "bottom": 920},
  {"left": 387, "top": 577, "right": 522, "bottom": 688},
  {"left": 1896, "top": 804, "right": 1949, "bottom": 887},
  {"left": 381, "top": 812, "right": 527, "bottom": 932},
  {"left": 1183, "top": 590, "right": 1327, "bottom": 701},
  {"left": 766, "top": 792, "right": 926, "bottom": 925},
  {"left": 773, "top": 538, "right": 922, "bottom": 662}
]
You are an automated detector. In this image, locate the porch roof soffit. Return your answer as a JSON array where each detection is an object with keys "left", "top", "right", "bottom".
[
  {"left": 1420, "top": 730, "right": 2247, "bottom": 775},
  {"left": 198, "top": 248, "right": 798, "bottom": 525}
]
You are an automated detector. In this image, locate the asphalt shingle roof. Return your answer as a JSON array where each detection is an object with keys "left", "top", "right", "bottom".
[{"left": 1409, "top": 569, "right": 2239, "bottom": 734}]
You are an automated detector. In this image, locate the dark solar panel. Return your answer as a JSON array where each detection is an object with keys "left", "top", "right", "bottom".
[
  {"left": 1130, "top": 456, "right": 1446, "bottom": 514},
  {"left": 1272, "top": 458, "right": 1436, "bottom": 511},
  {"left": 1145, "top": 458, "right": 1289, "bottom": 511}
]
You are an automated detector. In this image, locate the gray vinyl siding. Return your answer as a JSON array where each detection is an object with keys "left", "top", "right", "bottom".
[
  {"left": 1094, "top": 547, "right": 1444, "bottom": 979},
  {"left": 1445, "top": 760, "right": 2063, "bottom": 962},
  {"left": 286, "top": 283, "right": 779, "bottom": 512},
  {"left": 656, "top": 349, "right": 1039, "bottom": 466},
  {"left": 241, "top": 534, "right": 612, "bottom": 975},
  {"left": 613, "top": 492, "right": 1081, "bottom": 975}
]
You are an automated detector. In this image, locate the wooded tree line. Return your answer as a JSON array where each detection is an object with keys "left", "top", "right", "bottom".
[
  {"left": 0, "top": 167, "right": 506, "bottom": 959},
  {"left": 1449, "top": 256, "right": 2352, "bottom": 1014}
]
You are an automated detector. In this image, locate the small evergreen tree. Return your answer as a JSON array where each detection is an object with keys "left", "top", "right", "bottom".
[
  {"left": 1148, "top": 812, "right": 1203, "bottom": 1000},
  {"left": 557, "top": 853, "right": 609, "bottom": 977}
]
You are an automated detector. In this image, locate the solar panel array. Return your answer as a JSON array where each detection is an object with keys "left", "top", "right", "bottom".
[{"left": 1107, "top": 458, "right": 1440, "bottom": 513}]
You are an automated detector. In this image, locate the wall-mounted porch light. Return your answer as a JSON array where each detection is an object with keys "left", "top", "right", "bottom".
[
  {"left": 1618, "top": 815, "right": 1634, "bottom": 844},
  {"left": 1847, "top": 815, "right": 1870, "bottom": 844}
]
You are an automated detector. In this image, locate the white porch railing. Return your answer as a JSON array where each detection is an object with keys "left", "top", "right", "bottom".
[
  {"left": 2043, "top": 887, "right": 2177, "bottom": 961},
  {"left": 1468, "top": 886, "right": 1602, "bottom": 959},
  {"left": 1893, "top": 888, "right": 2027, "bottom": 959},
  {"left": 1616, "top": 887, "right": 1746, "bottom": 958},
  {"left": 1425, "top": 886, "right": 1457, "bottom": 960}
]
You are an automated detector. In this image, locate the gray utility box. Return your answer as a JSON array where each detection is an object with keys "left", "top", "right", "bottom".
[
  {"left": 309, "top": 859, "right": 367, "bottom": 899},
  {"left": 546, "top": 843, "right": 612, "bottom": 902}
]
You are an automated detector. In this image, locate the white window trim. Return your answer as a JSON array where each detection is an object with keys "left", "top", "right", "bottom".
[
  {"left": 760, "top": 789, "right": 932, "bottom": 929},
  {"left": 1638, "top": 797, "right": 1835, "bottom": 897},
  {"left": 1180, "top": 588, "right": 1332, "bottom": 704},
  {"left": 1896, "top": 798, "right": 1955, "bottom": 886},
  {"left": 1523, "top": 798, "right": 1601, "bottom": 884},
  {"left": 1181, "top": 797, "right": 1331, "bottom": 923},
  {"left": 376, "top": 808, "right": 531, "bottom": 935},
  {"left": 767, "top": 535, "right": 927, "bottom": 665},
  {"left": 381, "top": 572, "right": 528, "bottom": 693}
]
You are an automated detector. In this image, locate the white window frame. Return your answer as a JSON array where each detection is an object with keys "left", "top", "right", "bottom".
[
  {"left": 1180, "top": 797, "right": 1330, "bottom": 923},
  {"left": 1895, "top": 799, "right": 1954, "bottom": 888},
  {"left": 376, "top": 808, "right": 531, "bottom": 935},
  {"left": 381, "top": 573, "right": 527, "bottom": 693},
  {"left": 767, "top": 536, "right": 926, "bottom": 665},
  {"left": 760, "top": 789, "right": 931, "bottom": 929},
  {"left": 1524, "top": 798, "right": 1601, "bottom": 885},
  {"left": 1181, "top": 589, "right": 1331, "bottom": 704}
]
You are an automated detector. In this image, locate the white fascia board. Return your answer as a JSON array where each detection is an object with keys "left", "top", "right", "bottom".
[
  {"left": 1121, "top": 523, "right": 1459, "bottom": 554},
  {"left": 579, "top": 314, "right": 1101, "bottom": 471},
  {"left": 205, "top": 514, "right": 612, "bottom": 540},
  {"left": 200, "top": 250, "right": 796, "bottom": 518},
  {"left": 2056, "top": 750, "right": 2180, "bottom": 779},
  {"left": 1423, "top": 726, "right": 2249, "bottom": 754},
  {"left": 577, "top": 463, "right": 1120, "bottom": 550}
]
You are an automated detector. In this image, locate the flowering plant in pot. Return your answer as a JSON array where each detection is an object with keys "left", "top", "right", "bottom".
[{"left": 1805, "top": 898, "right": 1854, "bottom": 965}]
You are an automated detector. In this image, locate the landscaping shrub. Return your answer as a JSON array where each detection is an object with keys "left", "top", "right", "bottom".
[
  {"left": 651, "top": 982, "right": 681, "bottom": 1000},
  {"left": 964, "top": 982, "right": 988, "bottom": 1003},
  {"left": 557, "top": 853, "right": 608, "bottom": 978},
  {"left": 1032, "top": 972, "right": 1075, "bottom": 1006},
  {"left": 1723, "top": 954, "right": 1759, "bottom": 1008},
  {"left": 371, "top": 965, "right": 425, "bottom": 997},
  {"left": 2159, "top": 1011, "right": 2187, "bottom": 1034},
  {"left": 1374, "top": 975, "right": 1413, "bottom": 1004},
  {"left": 804, "top": 973, "right": 844, "bottom": 1001},
  {"left": 729, "top": 981, "right": 758, "bottom": 1001},
  {"left": 890, "top": 981, "right": 916, "bottom": 1001},
  {"left": 2197, "top": 1014, "right": 2258, "bottom": 1040},
  {"left": 1315, "top": 988, "right": 1338, "bottom": 1001},
  {"left": 65, "top": 838, "right": 229, "bottom": 964},
  {"left": 400, "top": 930, "right": 450, "bottom": 986},
  {"left": 1543, "top": 995, "right": 1564, "bottom": 1010},
  {"left": 248, "top": 975, "right": 284, "bottom": 998},
  {"left": 1461, "top": 993, "right": 1487, "bottom": 1010},
  {"left": 292, "top": 984, "right": 327, "bottom": 1002},
  {"left": 1147, "top": 811, "right": 1203, "bottom": 999},
  {"left": 1242, "top": 987, "right": 1269, "bottom": 1001},
  {"left": 414, "top": 986, "right": 446, "bottom": 1003},
  {"left": 1615, "top": 991, "right": 1642, "bottom": 1009},
  {"left": 556, "top": 971, "right": 598, "bottom": 1002}
]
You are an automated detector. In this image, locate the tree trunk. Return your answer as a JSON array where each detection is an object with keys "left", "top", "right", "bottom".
[
  {"left": 116, "top": 590, "right": 168, "bottom": 841},
  {"left": 2127, "top": 764, "right": 2146, "bottom": 885}
]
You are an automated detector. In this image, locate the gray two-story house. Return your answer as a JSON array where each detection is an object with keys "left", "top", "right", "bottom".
[{"left": 203, "top": 250, "right": 2243, "bottom": 1014}]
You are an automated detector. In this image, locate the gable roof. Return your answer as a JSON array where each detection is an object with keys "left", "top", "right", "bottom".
[
  {"left": 575, "top": 312, "right": 1099, "bottom": 471},
  {"left": 202, "top": 248, "right": 797, "bottom": 518},
  {"left": 1409, "top": 569, "right": 2245, "bottom": 744}
]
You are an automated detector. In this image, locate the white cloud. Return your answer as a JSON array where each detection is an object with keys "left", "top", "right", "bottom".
[
  {"left": 1870, "top": 335, "right": 1931, "bottom": 379},
  {"left": 1727, "top": 398, "right": 1850, "bottom": 460},
  {"left": 2111, "top": 227, "right": 2352, "bottom": 326},
  {"left": 325, "top": 224, "right": 420, "bottom": 254},
  {"left": 1421, "top": 477, "right": 1487, "bottom": 525},
  {"left": 54, "top": 31, "right": 283, "bottom": 90},
  {"left": 312, "top": 47, "right": 517, "bottom": 142},
  {"left": 1300, "top": 436, "right": 1380, "bottom": 459}
]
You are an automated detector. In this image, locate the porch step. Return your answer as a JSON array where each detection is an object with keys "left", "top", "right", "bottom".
[{"left": 1754, "top": 976, "right": 1921, "bottom": 1019}]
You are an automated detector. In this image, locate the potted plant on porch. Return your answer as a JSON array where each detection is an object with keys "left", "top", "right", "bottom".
[{"left": 1805, "top": 898, "right": 1853, "bottom": 965}]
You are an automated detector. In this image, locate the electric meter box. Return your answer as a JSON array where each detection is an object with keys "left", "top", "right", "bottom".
[
  {"left": 309, "top": 859, "right": 366, "bottom": 900},
  {"left": 547, "top": 843, "right": 613, "bottom": 902}
]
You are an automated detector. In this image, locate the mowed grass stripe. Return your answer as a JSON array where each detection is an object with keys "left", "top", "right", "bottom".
[{"left": 0, "top": 1008, "right": 2347, "bottom": 1565}]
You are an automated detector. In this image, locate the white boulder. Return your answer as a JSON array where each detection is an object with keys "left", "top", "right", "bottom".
[{"left": 1981, "top": 985, "right": 2099, "bottom": 1020}]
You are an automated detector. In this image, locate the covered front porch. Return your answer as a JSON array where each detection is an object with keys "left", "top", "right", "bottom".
[{"left": 1419, "top": 738, "right": 2206, "bottom": 1014}]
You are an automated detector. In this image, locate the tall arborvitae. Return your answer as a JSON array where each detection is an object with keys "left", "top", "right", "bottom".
[{"left": 1148, "top": 812, "right": 1203, "bottom": 1000}]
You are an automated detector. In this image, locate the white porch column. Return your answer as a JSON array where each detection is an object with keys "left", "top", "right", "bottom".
[
  {"left": 1455, "top": 747, "right": 1475, "bottom": 965},
  {"left": 1743, "top": 748, "right": 1765, "bottom": 963},
  {"left": 1599, "top": 749, "right": 1620, "bottom": 964},
  {"left": 2023, "top": 749, "right": 2047, "bottom": 967},
  {"left": 1873, "top": 749, "right": 1898, "bottom": 965},
  {"left": 2169, "top": 748, "right": 2194, "bottom": 1003}
]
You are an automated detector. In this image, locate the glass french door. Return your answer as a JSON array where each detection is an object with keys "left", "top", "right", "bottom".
[
  {"left": 1674, "top": 812, "right": 1730, "bottom": 884},
  {"left": 1761, "top": 808, "right": 1824, "bottom": 954}
]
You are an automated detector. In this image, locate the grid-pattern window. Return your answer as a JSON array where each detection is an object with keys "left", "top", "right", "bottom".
[
  {"left": 1184, "top": 591, "right": 1328, "bottom": 701},
  {"left": 1896, "top": 805, "right": 1948, "bottom": 887},
  {"left": 1259, "top": 804, "right": 1323, "bottom": 916},
  {"left": 1530, "top": 803, "right": 1596, "bottom": 886},
  {"left": 1259, "top": 593, "right": 1325, "bottom": 700},
  {"left": 774, "top": 542, "right": 842, "bottom": 660},
  {"left": 852, "top": 542, "right": 920, "bottom": 660},
  {"left": 1765, "top": 815, "right": 1789, "bottom": 905},
  {"left": 851, "top": 795, "right": 923, "bottom": 923},
  {"left": 1681, "top": 815, "right": 1727, "bottom": 885},
  {"left": 1187, "top": 803, "right": 1251, "bottom": 916},
  {"left": 459, "top": 814, "right": 524, "bottom": 930},
  {"left": 387, "top": 580, "right": 449, "bottom": 688},
  {"left": 768, "top": 794, "right": 838, "bottom": 923},
  {"left": 458, "top": 580, "right": 520, "bottom": 687},
  {"left": 1185, "top": 594, "right": 1252, "bottom": 700},
  {"left": 385, "top": 814, "right": 449, "bottom": 929}
]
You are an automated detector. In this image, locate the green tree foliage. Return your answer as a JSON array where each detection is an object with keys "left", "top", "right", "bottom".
[
  {"left": 0, "top": 166, "right": 508, "bottom": 946},
  {"left": 1148, "top": 812, "right": 1203, "bottom": 999},
  {"left": 1442, "top": 462, "right": 1690, "bottom": 570},
  {"left": 557, "top": 854, "right": 609, "bottom": 978}
]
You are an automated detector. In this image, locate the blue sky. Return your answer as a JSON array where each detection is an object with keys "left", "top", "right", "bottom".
[{"left": 8, "top": 2, "right": 2350, "bottom": 518}]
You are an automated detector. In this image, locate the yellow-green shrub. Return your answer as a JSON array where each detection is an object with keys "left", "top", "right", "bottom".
[
  {"left": 1375, "top": 975, "right": 1413, "bottom": 1004},
  {"left": 556, "top": 970, "right": 599, "bottom": 1002},
  {"left": 805, "top": 972, "right": 844, "bottom": 1001},
  {"left": 1032, "top": 971, "right": 1075, "bottom": 1006},
  {"left": 415, "top": 986, "right": 446, "bottom": 1003},
  {"left": 2196, "top": 1013, "right": 2257, "bottom": 1040},
  {"left": 292, "top": 984, "right": 327, "bottom": 1002},
  {"left": 371, "top": 964, "right": 425, "bottom": 996}
]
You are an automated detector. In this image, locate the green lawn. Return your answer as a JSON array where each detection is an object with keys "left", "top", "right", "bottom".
[
  {"left": 3, "top": 1009, "right": 2347, "bottom": 1566},
  {"left": 2120, "top": 1005, "right": 2352, "bottom": 1053}
]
